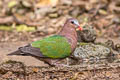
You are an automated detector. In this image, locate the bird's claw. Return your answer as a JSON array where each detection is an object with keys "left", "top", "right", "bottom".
[{"left": 51, "top": 63, "right": 70, "bottom": 67}]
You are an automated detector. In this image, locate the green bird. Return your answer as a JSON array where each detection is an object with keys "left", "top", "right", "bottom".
[{"left": 8, "top": 18, "right": 83, "bottom": 66}]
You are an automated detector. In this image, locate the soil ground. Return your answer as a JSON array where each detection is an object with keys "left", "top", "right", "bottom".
[
  {"left": 0, "top": 0, "right": 120, "bottom": 79},
  {"left": 0, "top": 37, "right": 119, "bottom": 66},
  {"left": 0, "top": 37, "right": 120, "bottom": 80}
]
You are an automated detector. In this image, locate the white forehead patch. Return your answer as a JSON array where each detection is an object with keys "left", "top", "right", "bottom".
[{"left": 70, "top": 19, "right": 80, "bottom": 27}]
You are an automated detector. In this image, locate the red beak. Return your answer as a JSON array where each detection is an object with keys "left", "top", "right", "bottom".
[{"left": 78, "top": 26, "right": 83, "bottom": 31}]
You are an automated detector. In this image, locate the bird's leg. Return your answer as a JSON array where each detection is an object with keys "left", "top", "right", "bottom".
[
  {"left": 67, "top": 56, "right": 83, "bottom": 65},
  {"left": 50, "top": 59, "right": 71, "bottom": 67},
  {"left": 42, "top": 59, "right": 70, "bottom": 67}
]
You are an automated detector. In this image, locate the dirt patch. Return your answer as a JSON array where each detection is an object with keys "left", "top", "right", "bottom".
[
  {"left": 0, "top": 41, "right": 48, "bottom": 67},
  {"left": 0, "top": 38, "right": 120, "bottom": 79},
  {"left": 0, "top": 60, "right": 120, "bottom": 80}
]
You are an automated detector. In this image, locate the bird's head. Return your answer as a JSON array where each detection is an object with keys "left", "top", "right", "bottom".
[{"left": 67, "top": 18, "right": 83, "bottom": 31}]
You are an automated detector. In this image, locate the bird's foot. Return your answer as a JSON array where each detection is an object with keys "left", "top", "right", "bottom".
[
  {"left": 43, "top": 59, "right": 71, "bottom": 67},
  {"left": 51, "top": 63, "right": 70, "bottom": 67},
  {"left": 48, "top": 60, "right": 70, "bottom": 67}
]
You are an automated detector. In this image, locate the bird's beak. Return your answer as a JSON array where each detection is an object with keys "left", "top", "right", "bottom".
[
  {"left": 78, "top": 26, "right": 83, "bottom": 31},
  {"left": 74, "top": 21, "right": 83, "bottom": 31},
  {"left": 76, "top": 26, "right": 83, "bottom": 31}
]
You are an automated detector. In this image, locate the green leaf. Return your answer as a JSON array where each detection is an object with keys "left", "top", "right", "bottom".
[
  {"left": 0, "top": 26, "right": 12, "bottom": 31},
  {"left": 16, "top": 25, "right": 36, "bottom": 32},
  {"left": 8, "top": 1, "right": 17, "bottom": 8}
]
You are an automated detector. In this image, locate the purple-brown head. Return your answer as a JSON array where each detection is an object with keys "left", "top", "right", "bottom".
[{"left": 66, "top": 18, "right": 83, "bottom": 31}]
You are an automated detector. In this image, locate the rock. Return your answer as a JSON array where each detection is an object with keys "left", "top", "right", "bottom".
[
  {"left": 115, "top": 43, "right": 120, "bottom": 53},
  {"left": 69, "top": 42, "right": 112, "bottom": 65},
  {"left": 77, "top": 24, "right": 96, "bottom": 42},
  {"left": 104, "top": 40, "right": 115, "bottom": 49},
  {"left": 104, "top": 40, "right": 120, "bottom": 53}
]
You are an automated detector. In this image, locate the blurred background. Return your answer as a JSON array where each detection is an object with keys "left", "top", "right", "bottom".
[
  {"left": 0, "top": 0, "right": 120, "bottom": 79},
  {"left": 0, "top": 0, "right": 120, "bottom": 42}
]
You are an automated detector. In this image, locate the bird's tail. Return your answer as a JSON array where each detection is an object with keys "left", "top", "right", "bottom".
[{"left": 8, "top": 50, "right": 22, "bottom": 56}]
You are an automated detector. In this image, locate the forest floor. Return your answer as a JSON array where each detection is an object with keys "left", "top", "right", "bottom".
[
  {"left": 0, "top": 37, "right": 120, "bottom": 80},
  {"left": 0, "top": 0, "right": 120, "bottom": 79}
]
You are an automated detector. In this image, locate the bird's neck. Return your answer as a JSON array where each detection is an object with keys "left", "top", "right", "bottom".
[{"left": 58, "top": 24, "right": 78, "bottom": 52}]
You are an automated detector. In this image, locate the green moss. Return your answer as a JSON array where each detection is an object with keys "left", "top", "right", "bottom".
[
  {"left": 95, "top": 42, "right": 105, "bottom": 46},
  {"left": 79, "top": 42, "right": 89, "bottom": 46}
]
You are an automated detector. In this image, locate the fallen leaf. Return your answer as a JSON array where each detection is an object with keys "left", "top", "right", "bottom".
[{"left": 8, "top": 1, "right": 17, "bottom": 8}]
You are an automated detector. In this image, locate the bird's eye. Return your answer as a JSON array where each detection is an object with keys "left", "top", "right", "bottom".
[{"left": 71, "top": 21, "right": 74, "bottom": 24}]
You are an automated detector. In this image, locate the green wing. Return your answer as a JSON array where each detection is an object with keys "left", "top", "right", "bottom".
[{"left": 31, "top": 35, "right": 71, "bottom": 58}]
